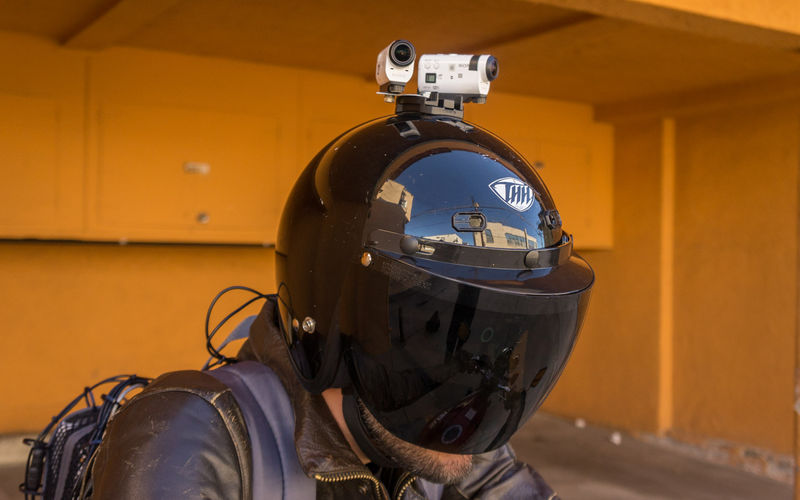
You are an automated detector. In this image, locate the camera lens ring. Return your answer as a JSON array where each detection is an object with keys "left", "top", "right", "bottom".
[
  {"left": 485, "top": 56, "right": 499, "bottom": 81},
  {"left": 389, "top": 39, "right": 415, "bottom": 67}
]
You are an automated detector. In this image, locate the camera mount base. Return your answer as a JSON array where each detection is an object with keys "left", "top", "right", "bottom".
[{"left": 394, "top": 93, "right": 465, "bottom": 119}]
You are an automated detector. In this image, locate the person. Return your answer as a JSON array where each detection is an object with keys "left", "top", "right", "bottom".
[{"left": 89, "top": 102, "right": 594, "bottom": 499}]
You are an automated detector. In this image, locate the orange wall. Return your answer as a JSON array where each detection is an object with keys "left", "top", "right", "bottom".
[
  {"left": 547, "top": 102, "right": 800, "bottom": 456},
  {"left": 1, "top": 242, "right": 273, "bottom": 432},
  {"left": 544, "top": 120, "right": 663, "bottom": 432},
  {"left": 672, "top": 103, "right": 798, "bottom": 454}
]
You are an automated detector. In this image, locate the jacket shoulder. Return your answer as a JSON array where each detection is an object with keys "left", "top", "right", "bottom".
[{"left": 91, "top": 370, "right": 252, "bottom": 500}]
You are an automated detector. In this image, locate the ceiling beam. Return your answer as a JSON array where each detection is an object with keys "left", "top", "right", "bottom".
[
  {"left": 594, "top": 71, "right": 800, "bottom": 122},
  {"left": 526, "top": 0, "right": 800, "bottom": 50},
  {"left": 455, "top": 12, "right": 596, "bottom": 52},
  {"left": 62, "top": 0, "right": 182, "bottom": 50}
]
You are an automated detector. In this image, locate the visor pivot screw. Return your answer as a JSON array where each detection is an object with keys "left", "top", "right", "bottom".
[
  {"left": 399, "top": 235, "right": 420, "bottom": 255},
  {"left": 361, "top": 252, "right": 373, "bottom": 267},
  {"left": 524, "top": 251, "right": 539, "bottom": 268},
  {"left": 302, "top": 317, "right": 316, "bottom": 334},
  {"left": 291, "top": 318, "right": 300, "bottom": 332}
]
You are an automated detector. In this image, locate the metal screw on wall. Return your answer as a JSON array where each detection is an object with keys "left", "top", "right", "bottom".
[{"left": 196, "top": 212, "right": 210, "bottom": 224}]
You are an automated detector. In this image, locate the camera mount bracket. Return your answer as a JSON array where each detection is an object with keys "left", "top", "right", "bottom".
[{"left": 394, "top": 93, "right": 466, "bottom": 119}]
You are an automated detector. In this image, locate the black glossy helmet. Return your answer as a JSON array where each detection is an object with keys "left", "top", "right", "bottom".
[{"left": 275, "top": 111, "right": 593, "bottom": 455}]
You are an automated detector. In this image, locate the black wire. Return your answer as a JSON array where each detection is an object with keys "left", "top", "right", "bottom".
[
  {"left": 204, "top": 286, "right": 268, "bottom": 368},
  {"left": 276, "top": 281, "right": 293, "bottom": 317},
  {"left": 88, "top": 376, "right": 150, "bottom": 447},
  {"left": 33, "top": 375, "right": 139, "bottom": 443},
  {"left": 205, "top": 295, "right": 263, "bottom": 369}
]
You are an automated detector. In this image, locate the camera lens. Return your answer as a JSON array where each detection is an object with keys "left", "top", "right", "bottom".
[
  {"left": 394, "top": 45, "right": 411, "bottom": 63},
  {"left": 389, "top": 40, "right": 415, "bottom": 67},
  {"left": 485, "top": 56, "right": 499, "bottom": 81}
]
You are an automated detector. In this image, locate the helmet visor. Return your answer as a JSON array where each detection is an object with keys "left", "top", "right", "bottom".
[{"left": 342, "top": 251, "right": 592, "bottom": 454}]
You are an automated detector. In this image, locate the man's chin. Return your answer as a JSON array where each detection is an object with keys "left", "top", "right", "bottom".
[
  {"left": 405, "top": 449, "right": 474, "bottom": 485},
  {"left": 360, "top": 402, "right": 474, "bottom": 484},
  {"left": 380, "top": 436, "right": 474, "bottom": 484}
]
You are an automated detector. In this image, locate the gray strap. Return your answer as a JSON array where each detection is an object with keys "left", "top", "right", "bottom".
[
  {"left": 208, "top": 361, "right": 316, "bottom": 500},
  {"left": 202, "top": 315, "right": 256, "bottom": 370}
]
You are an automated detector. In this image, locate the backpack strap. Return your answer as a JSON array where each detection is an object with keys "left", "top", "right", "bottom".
[{"left": 208, "top": 361, "right": 316, "bottom": 500}]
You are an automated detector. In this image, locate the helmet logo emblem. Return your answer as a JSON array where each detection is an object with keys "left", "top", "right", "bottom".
[{"left": 489, "top": 177, "right": 535, "bottom": 212}]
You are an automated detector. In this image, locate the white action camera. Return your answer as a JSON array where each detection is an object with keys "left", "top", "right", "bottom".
[
  {"left": 375, "top": 39, "right": 416, "bottom": 94},
  {"left": 417, "top": 54, "right": 499, "bottom": 102}
]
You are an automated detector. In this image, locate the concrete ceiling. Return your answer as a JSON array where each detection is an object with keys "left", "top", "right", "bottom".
[{"left": 1, "top": 0, "right": 800, "bottom": 104}]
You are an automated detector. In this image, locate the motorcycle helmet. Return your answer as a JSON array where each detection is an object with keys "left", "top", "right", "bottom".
[{"left": 275, "top": 106, "right": 593, "bottom": 455}]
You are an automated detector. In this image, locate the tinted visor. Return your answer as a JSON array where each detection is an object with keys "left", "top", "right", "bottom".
[{"left": 343, "top": 251, "right": 592, "bottom": 454}]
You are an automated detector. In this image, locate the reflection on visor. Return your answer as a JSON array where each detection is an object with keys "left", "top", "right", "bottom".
[{"left": 344, "top": 252, "right": 591, "bottom": 454}]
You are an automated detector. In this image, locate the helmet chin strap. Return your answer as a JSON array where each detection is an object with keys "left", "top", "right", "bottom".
[{"left": 341, "top": 392, "right": 400, "bottom": 468}]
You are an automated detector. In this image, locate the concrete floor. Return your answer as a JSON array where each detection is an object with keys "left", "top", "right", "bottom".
[
  {"left": 0, "top": 413, "right": 793, "bottom": 499},
  {"left": 511, "top": 414, "right": 792, "bottom": 500}
]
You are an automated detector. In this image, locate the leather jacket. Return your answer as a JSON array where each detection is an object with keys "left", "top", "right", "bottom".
[{"left": 91, "top": 300, "right": 558, "bottom": 499}]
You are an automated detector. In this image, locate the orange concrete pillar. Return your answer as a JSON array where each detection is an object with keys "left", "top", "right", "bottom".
[{"left": 658, "top": 118, "right": 675, "bottom": 434}]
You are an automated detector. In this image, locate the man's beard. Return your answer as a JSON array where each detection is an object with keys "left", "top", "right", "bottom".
[{"left": 358, "top": 400, "right": 474, "bottom": 484}]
